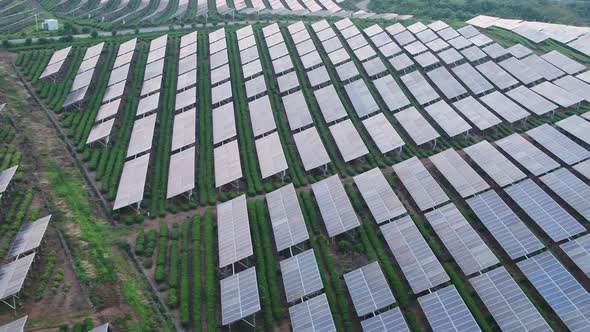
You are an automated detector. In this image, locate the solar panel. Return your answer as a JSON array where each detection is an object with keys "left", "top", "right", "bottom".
[
  {"left": 175, "top": 87, "right": 197, "bottom": 111},
  {"left": 527, "top": 124, "right": 590, "bottom": 165},
  {"left": 560, "top": 233, "right": 590, "bottom": 278},
  {"left": 370, "top": 32, "right": 393, "bottom": 49},
  {"left": 289, "top": 294, "right": 336, "bottom": 332},
  {"left": 113, "top": 51, "right": 134, "bottom": 69},
  {"left": 416, "top": 29, "right": 438, "bottom": 44},
  {"left": 126, "top": 113, "right": 157, "bottom": 158},
  {"left": 362, "top": 113, "right": 405, "bottom": 153},
  {"left": 107, "top": 63, "right": 130, "bottom": 86},
  {"left": 214, "top": 140, "right": 242, "bottom": 187},
  {"left": 467, "top": 190, "right": 543, "bottom": 260},
  {"left": 498, "top": 57, "right": 543, "bottom": 85},
  {"left": 217, "top": 195, "right": 252, "bottom": 268},
  {"left": 335, "top": 61, "right": 360, "bottom": 81},
  {"left": 400, "top": 71, "right": 439, "bottom": 105},
  {"left": 496, "top": 133, "right": 559, "bottom": 176},
  {"left": 248, "top": 96, "right": 276, "bottom": 137},
  {"left": 542, "top": 50, "right": 586, "bottom": 75},
  {"left": 86, "top": 119, "right": 115, "bottom": 144},
  {"left": 329, "top": 119, "right": 369, "bottom": 162},
  {"left": 531, "top": 81, "right": 584, "bottom": 108},
  {"left": 437, "top": 27, "right": 460, "bottom": 41},
  {"left": 414, "top": 51, "right": 440, "bottom": 69},
  {"left": 574, "top": 159, "right": 590, "bottom": 180},
  {"left": 314, "top": 85, "right": 348, "bottom": 123},
  {"left": 282, "top": 91, "right": 313, "bottom": 131},
  {"left": 430, "top": 149, "right": 489, "bottom": 198},
  {"left": 277, "top": 71, "right": 299, "bottom": 93},
  {"left": 240, "top": 46, "right": 259, "bottom": 65},
  {"left": 371, "top": 75, "right": 410, "bottom": 112},
  {"left": 293, "top": 127, "right": 330, "bottom": 171},
  {"left": 425, "top": 38, "right": 450, "bottom": 53},
  {"left": 437, "top": 48, "right": 464, "bottom": 65},
  {"left": 266, "top": 33, "right": 285, "bottom": 49},
  {"left": 470, "top": 267, "right": 551, "bottom": 331},
  {"left": 578, "top": 70, "right": 590, "bottom": 84},
  {"left": 113, "top": 154, "right": 150, "bottom": 210},
  {"left": 353, "top": 168, "right": 406, "bottom": 223},
  {"left": 554, "top": 75, "right": 590, "bottom": 103},
  {"left": 394, "top": 107, "right": 440, "bottom": 146},
  {"left": 7, "top": 215, "right": 50, "bottom": 259},
  {"left": 296, "top": 39, "right": 316, "bottom": 56},
  {"left": 464, "top": 141, "right": 526, "bottom": 187},
  {"left": 380, "top": 216, "right": 449, "bottom": 293},
  {"left": 266, "top": 184, "right": 309, "bottom": 252},
  {"left": 386, "top": 23, "right": 406, "bottom": 36},
  {"left": 269, "top": 43, "right": 289, "bottom": 60},
  {"left": 507, "top": 44, "right": 533, "bottom": 59},
  {"left": 424, "top": 100, "right": 472, "bottom": 137},
  {"left": 62, "top": 86, "right": 89, "bottom": 107},
  {"left": 307, "top": 66, "right": 330, "bottom": 88},
  {"left": 87, "top": 323, "right": 110, "bottom": 332},
  {"left": 0, "top": 316, "right": 27, "bottom": 332},
  {"left": 344, "top": 80, "right": 379, "bottom": 118},
  {"left": 301, "top": 51, "right": 322, "bottom": 70},
  {"left": 280, "top": 249, "right": 322, "bottom": 302},
  {"left": 209, "top": 28, "right": 225, "bottom": 43},
  {"left": 457, "top": 25, "right": 480, "bottom": 38},
  {"left": 451, "top": 63, "right": 494, "bottom": 95},
  {"left": 180, "top": 32, "right": 197, "bottom": 49},
  {"left": 220, "top": 267, "right": 260, "bottom": 325},
  {"left": 212, "top": 102, "right": 237, "bottom": 145},
  {"left": 344, "top": 262, "right": 395, "bottom": 316},
  {"left": 482, "top": 43, "right": 508, "bottom": 59},
  {"left": 404, "top": 41, "right": 428, "bottom": 56},
  {"left": 245, "top": 75, "right": 267, "bottom": 99},
  {"left": 178, "top": 56, "right": 197, "bottom": 75},
  {"left": 517, "top": 252, "right": 590, "bottom": 331},
  {"left": 476, "top": 61, "right": 519, "bottom": 90},
  {"left": 147, "top": 46, "right": 166, "bottom": 64},
  {"left": 541, "top": 168, "right": 590, "bottom": 222},
  {"left": 506, "top": 85, "right": 557, "bottom": 116},
  {"left": 312, "top": 174, "right": 360, "bottom": 237},
  {"left": 393, "top": 157, "right": 449, "bottom": 211},
  {"left": 506, "top": 179, "right": 585, "bottom": 242},
  {"left": 255, "top": 132, "right": 288, "bottom": 179},
  {"left": 390, "top": 53, "right": 414, "bottom": 72},
  {"left": 210, "top": 49, "right": 229, "bottom": 70},
  {"left": 140, "top": 75, "right": 162, "bottom": 97},
  {"left": 393, "top": 30, "right": 416, "bottom": 46},
  {"left": 144, "top": 58, "right": 165, "bottom": 81},
  {"left": 262, "top": 23, "right": 280, "bottom": 37},
  {"left": 378, "top": 42, "right": 403, "bottom": 58},
  {"left": 70, "top": 70, "right": 94, "bottom": 91},
  {"left": 272, "top": 56, "right": 294, "bottom": 76},
  {"left": 312, "top": 20, "right": 330, "bottom": 33},
  {"left": 461, "top": 45, "right": 487, "bottom": 63},
  {"left": 166, "top": 147, "right": 195, "bottom": 199},
  {"left": 470, "top": 34, "right": 493, "bottom": 47},
  {"left": 135, "top": 92, "right": 160, "bottom": 117},
  {"left": 425, "top": 203, "right": 499, "bottom": 275},
  {"left": 520, "top": 54, "right": 565, "bottom": 81},
  {"left": 418, "top": 285, "right": 480, "bottom": 332},
  {"left": 480, "top": 91, "right": 530, "bottom": 123},
  {"left": 361, "top": 307, "right": 409, "bottom": 332},
  {"left": 448, "top": 35, "right": 473, "bottom": 50},
  {"left": 318, "top": 29, "right": 337, "bottom": 43},
  {"left": 211, "top": 80, "right": 233, "bottom": 105},
  {"left": 236, "top": 25, "right": 253, "bottom": 40},
  {"left": 340, "top": 25, "right": 361, "bottom": 40},
  {"left": 0, "top": 253, "right": 35, "bottom": 302}
]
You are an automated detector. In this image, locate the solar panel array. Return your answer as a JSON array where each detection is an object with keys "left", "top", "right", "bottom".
[
  {"left": 7, "top": 215, "right": 51, "bottom": 259},
  {"left": 217, "top": 195, "right": 253, "bottom": 268},
  {"left": 394, "top": 107, "right": 440, "bottom": 146},
  {"left": 426, "top": 203, "right": 499, "bottom": 275},
  {"left": 453, "top": 96, "right": 501, "bottom": 131},
  {"left": 418, "top": 285, "right": 480, "bottom": 331},
  {"left": 540, "top": 168, "right": 590, "bottom": 222},
  {"left": 280, "top": 249, "right": 323, "bottom": 302},
  {"left": 113, "top": 153, "right": 150, "bottom": 210},
  {"left": 343, "top": 262, "right": 395, "bottom": 316},
  {"left": 424, "top": 100, "right": 471, "bottom": 138},
  {"left": 0, "top": 165, "right": 18, "bottom": 195},
  {"left": 360, "top": 307, "right": 409, "bottom": 332},
  {"left": 505, "top": 179, "right": 585, "bottom": 242},
  {"left": 40, "top": 46, "right": 71, "bottom": 79},
  {"left": 429, "top": 149, "right": 489, "bottom": 198},
  {"left": 561, "top": 233, "right": 590, "bottom": 278},
  {"left": 220, "top": 267, "right": 261, "bottom": 325},
  {"left": 393, "top": 157, "right": 449, "bottom": 211},
  {"left": 329, "top": 119, "right": 369, "bottom": 162},
  {"left": 311, "top": 175, "right": 360, "bottom": 237},
  {"left": 470, "top": 267, "right": 551, "bottom": 331},
  {"left": 464, "top": 141, "right": 526, "bottom": 187},
  {"left": 289, "top": 294, "right": 336, "bottom": 332},
  {"left": 467, "top": 190, "right": 544, "bottom": 260},
  {"left": 0, "top": 316, "right": 28, "bottom": 332},
  {"left": 556, "top": 115, "right": 590, "bottom": 146},
  {"left": 353, "top": 168, "right": 407, "bottom": 223},
  {"left": 63, "top": 42, "right": 105, "bottom": 108},
  {"left": 527, "top": 124, "right": 590, "bottom": 165},
  {"left": 0, "top": 253, "right": 35, "bottom": 301},
  {"left": 214, "top": 140, "right": 243, "bottom": 188},
  {"left": 517, "top": 252, "right": 590, "bottom": 331},
  {"left": 495, "top": 133, "right": 559, "bottom": 176},
  {"left": 381, "top": 216, "right": 449, "bottom": 294},
  {"left": 266, "top": 184, "right": 309, "bottom": 251}
]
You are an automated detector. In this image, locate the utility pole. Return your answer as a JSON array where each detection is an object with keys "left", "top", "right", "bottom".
[{"left": 34, "top": 13, "right": 38, "bottom": 32}]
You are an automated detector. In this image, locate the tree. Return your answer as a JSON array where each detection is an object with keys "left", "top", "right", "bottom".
[
  {"left": 111, "top": 30, "right": 117, "bottom": 37},
  {"left": 91, "top": 31, "right": 98, "bottom": 38},
  {"left": 24, "top": 38, "right": 32, "bottom": 46}
]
